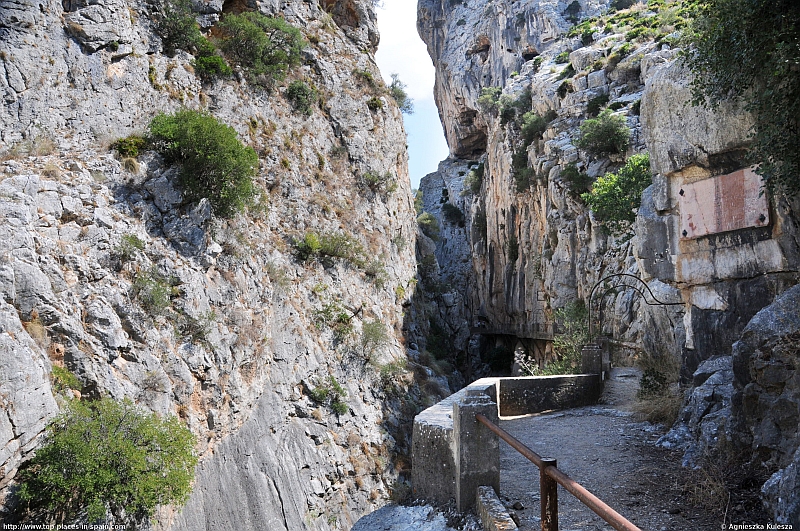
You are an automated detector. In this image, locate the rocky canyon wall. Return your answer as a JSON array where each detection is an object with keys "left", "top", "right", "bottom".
[{"left": 0, "top": 0, "right": 431, "bottom": 528}]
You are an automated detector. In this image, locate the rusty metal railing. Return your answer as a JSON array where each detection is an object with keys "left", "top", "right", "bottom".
[{"left": 475, "top": 413, "right": 642, "bottom": 531}]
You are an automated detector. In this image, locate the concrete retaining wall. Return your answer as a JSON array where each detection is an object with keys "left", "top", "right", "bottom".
[
  {"left": 411, "top": 373, "right": 603, "bottom": 507},
  {"left": 498, "top": 374, "right": 603, "bottom": 417}
]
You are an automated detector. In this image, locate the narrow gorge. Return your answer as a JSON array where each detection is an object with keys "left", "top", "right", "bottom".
[{"left": 0, "top": 0, "right": 798, "bottom": 528}]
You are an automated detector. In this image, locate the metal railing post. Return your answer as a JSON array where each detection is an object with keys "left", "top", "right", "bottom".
[{"left": 540, "top": 458, "right": 558, "bottom": 531}]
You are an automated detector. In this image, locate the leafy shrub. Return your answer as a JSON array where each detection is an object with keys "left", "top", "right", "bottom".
[
  {"left": 686, "top": 0, "right": 800, "bottom": 196},
  {"left": 477, "top": 87, "right": 502, "bottom": 111},
  {"left": 528, "top": 301, "right": 589, "bottom": 375},
  {"left": 582, "top": 153, "right": 652, "bottom": 233},
  {"left": 560, "top": 163, "right": 593, "bottom": 194},
  {"left": 417, "top": 212, "right": 441, "bottom": 241},
  {"left": 148, "top": 109, "right": 257, "bottom": 217},
  {"left": 520, "top": 111, "right": 547, "bottom": 144},
  {"left": 555, "top": 51, "right": 570, "bottom": 64},
  {"left": 51, "top": 365, "right": 81, "bottom": 394},
  {"left": 111, "top": 135, "right": 146, "bottom": 158},
  {"left": 193, "top": 52, "right": 232, "bottom": 81},
  {"left": 388, "top": 73, "right": 414, "bottom": 114},
  {"left": 17, "top": 398, "right": 197, "bottom": 523},
  {"left": 285, "top": 80, "right": 318, "bottom": 116},
  {"left": 293, "top": 231, "right": 367, "bottom": 269},
  {"left": 461, "top": 162, "right": 485, "bottom": 196},
  {"left": 116, "top": 233, "right": 145, "bottom": 262},
  {"left": 314, "top": 301, "right": 353, "bottom": 341},
  {"left": 575, "top": 108, "right": 630, "bottom": 156},
  {"left": 218, "top": 12, "right": 304, "bottom": 87},
  {"left": 154, "top": 0, "right": 202, "bottom": 55},
  {"left": 586, "top": 94, "right": 609, "bottom": 116},
  {"left": 441, "top": 203, "right": 465, "bottom": 225},
  {"left": 353, "top": 69, "right": 380, "bottom": 91},
  {"left": 361, "top": 319, "right": 390, "bottom": 359},
  {"left": 366, "top": 96, "right": 384, "bottom": 111},
  {"left": 132, "top": 267, "right": 174, "bottom": 316},
  {"left": 309, "top": 375, "right": 348, "bottom": 415},
  {"left": 360, "top": 171, "right": 397, "bottom": 196}
]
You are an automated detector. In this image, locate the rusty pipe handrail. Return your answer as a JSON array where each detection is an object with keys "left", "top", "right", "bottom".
[{"left": 476, "top": 413, "right": 642, "bottom": 531}]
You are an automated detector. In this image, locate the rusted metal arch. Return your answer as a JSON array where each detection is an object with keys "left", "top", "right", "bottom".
[{"left": 587, "top": 273, "right": 683, "bottom": 343}]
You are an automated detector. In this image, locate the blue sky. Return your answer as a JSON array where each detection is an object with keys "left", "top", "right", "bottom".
[{"left": 375, "top": 1, "right": 450, "bottom": 189}]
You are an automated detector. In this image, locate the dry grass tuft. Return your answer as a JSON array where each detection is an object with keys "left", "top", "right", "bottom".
[{"left": 632, "top": 390, "right": 683, "bottom": 426}]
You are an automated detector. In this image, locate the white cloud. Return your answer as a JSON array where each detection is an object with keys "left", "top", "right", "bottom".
[{"left": 375, "top": 0, "right": 436, "bottom": 102}]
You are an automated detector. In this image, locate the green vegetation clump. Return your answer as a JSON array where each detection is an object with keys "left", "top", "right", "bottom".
[
  {"left": 388, "top": 73, "right": 414, "bottom": 114},
  {"left": 461, "top": 162, "right": 485, "bottom": 196},
  {"left": 116, "top": 233, "right": 145, "bottom": 262},
  {"left": 217, "top": 12, "right": 304, "bottom": 87},
  {"left": 555, "top": 51, "right": 570, "bottom": 64},
  {"left": 314, "top": 301, "right": 353, "bottom": 342},
  {"left": 477, "top": 87, "right": 502, "bottom": 111},
  {"left": 111, "top": 135, "right": 146, "bottom": 158},
  {"left": 417, "top": 212, "right": 441, "bottom": 241},
  {"left": 520, "top": 112, "right": 547, "bottom": 144},
  {"left": 154, "top": 0, "right": 203, "bottom": 55},
  {"left": 497, "top": 88, "right": 532, "bottom": 126},
  {"left": 192, "top": 37, "right": 232, "bottom": 81},
  {"left": 361, "top": 319, "right": 390, "bottom": 359},
  {"left": 586, "top": 94, "right": 610, "bottom": 116},
  {"left": 367, "top": 96, "right": 384, "bottom": 111},
  {"left": 575, "top": 108, "right": 630, "bottom": 157},
  {"left": 17, "top": 398, "right": 197, "bottom": 523},
  {"left": 581, "top": 153, "right": 652, "bottom": 233},
  {"left": 285, "top": 80, "right": 318, "bottom": 116},
  {"left": 560, "top": 163, "right": 593, "bottom": 194},
  {"left": 293, "top": 231, "right": 367, "bottom": 269},
  {"left": 360, "top": 171, "right": 397, "bottom": 195},
  {"left": 685, "top": 0, "right": 800, "bottom": 196},
  {"left": 527, "top": 301, "right": 589, "bottom": 375},
  {"left": 148, "top": 109, "right": 257, "bottom": 217},
  {"left": 309, "top": 375, "right": 349, "bottom": 415},
  {"left": 51, "top": 365, "right": 81, "bottom": 394},
  {"left": 132, "top": 267, "right": 174, "bottom": 316},
  {"left": 441, "top": 203, "right": 465, "bottom": 225}
]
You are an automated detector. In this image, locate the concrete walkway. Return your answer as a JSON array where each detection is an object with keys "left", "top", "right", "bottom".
[{"left": 495, "top": 368, "right": 718, "bottom": 531}]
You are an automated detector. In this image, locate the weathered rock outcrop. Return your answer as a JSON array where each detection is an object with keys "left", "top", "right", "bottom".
[{"left": 0, "top": 0, "right": 425, "bottom": 528}]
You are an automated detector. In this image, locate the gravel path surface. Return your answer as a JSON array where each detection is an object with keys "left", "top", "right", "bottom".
[{"left": 496, "top": 368, "right": 719, "bottom": 531}]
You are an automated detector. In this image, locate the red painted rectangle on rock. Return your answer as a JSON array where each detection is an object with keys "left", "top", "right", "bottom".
[{"left": 679, "top": 167, "right": 769, "bottom": 239}]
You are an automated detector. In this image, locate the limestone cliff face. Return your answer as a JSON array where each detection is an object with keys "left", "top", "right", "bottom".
[
  {"left": 417, "top": 0, "right": 687, "bottom": 371},
  {"left": 0, "top": 0, "right": 424, "bottom": 529}
]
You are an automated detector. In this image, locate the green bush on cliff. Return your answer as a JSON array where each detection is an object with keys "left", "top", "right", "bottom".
[
  {"left": 417, "top": 212, "right": 441, "bottom": 241},
  {"left": 684, "top": 0, "right": 800, "bottom": 196},
  {"left": 148, "top": 109, "right": 257, "bottom": 217},
  {"left": 217, "top": 12, "right": 304, "bottom": 87},
  {"left": 575, "top": 109, "right": 630, "bottom": 157},
  {"left": 581, "top": 153, "right": 652, "bottom": 233},
  {"left": 17, "top": 398, "right": 197, "bottom": 523}
]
